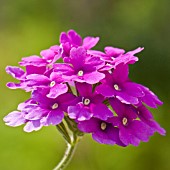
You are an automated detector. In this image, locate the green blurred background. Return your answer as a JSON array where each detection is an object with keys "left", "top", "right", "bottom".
[{"left": 0, "top": 0, "right": 169, "bottom": 170}]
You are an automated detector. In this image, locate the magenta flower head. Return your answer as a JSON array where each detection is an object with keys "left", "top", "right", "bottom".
[
  {"left": 3, "top": 29, "right": 165, "bottom": 170},
  {"left": 59, "top": 29, "right": 99, "bottom": 58}
]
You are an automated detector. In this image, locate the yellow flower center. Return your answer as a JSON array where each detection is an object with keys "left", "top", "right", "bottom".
[
  {"left": 101, "top": 122, "right": 107, "bottom": 130},
  {"left": 52, "top": 103, "right": 58, "bottom": 109},
  {"left": 122, "top": 117, "right": 128, "bottom": 126},
  {"left": 114, "top": 84, "right": 120, "bottom": 91},
  {"left": 83, "top": 98, "right": 90, "bottom": 105},
  {"left": 50, "top": 81, "right": 56, "bottom": 87},
  {"left": 78, "top": 70, "right": 84, "bottom": 76}
]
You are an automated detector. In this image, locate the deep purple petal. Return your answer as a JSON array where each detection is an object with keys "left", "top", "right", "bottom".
[
  {"left": 92, "top": 125, "right": 120, "bottom": 145},
  {"left": 76, "top": 82, "right": 92, "bottom": 96},
  {"left": 107, "top": 127, "right": 126, "bottom": 146},
  {"left": 41, "top": 109, "right": 64, "bottom": 126},
  {"left": 119, "top": 128, "right": 140, "bottom": 146},
  {"left": 139, "top": 85, "right": 163, "bottom": 108},
  {"left": 92, "top": 130, "right": 116, "bottom": 145},
  {"left": 137, "top": 106, "right": 166, "bottom": 135},
  {"left": 82, "top": 64, "right": 96, "bottom": 73},
  {"left": 57, "top": 93, "right": 78, "bottom": 105},
  {"left": 26, "top": 65, "right": 46, "bottom": 75},
  {"left": 107, "top": 116, "right": 120, "bottom": 126},
  {"left": 78, "top": 118, "right": 99, "bottom": 133},
  {"left": 109, "top": 98, "right": 125, "bottom": 116},
  {"left": 58, "top": 93, "right": 80, "bottom": 112},
  {"left": 96, "top": 84, "right": 115, "bottom": 97},
  {"left": 123, "top": 82, "right": 145, "bottom": 97},
  {"left": 91, "top": 94, "right": 104, "bottom": 104},
  {"left": 32, "top": 88, "right": 53, "bottom": 107},
  {"left": 137, "top": 105, "right": 154, "bottom": 119},
  {"left": 112, "top": 64, "right": 129, "bottom": 83},
  {"left": 129, "top": 120, "right": 154, "bottom": 142},
  {"left": 144, "top": 120, "right": 166, "bottom": 136},
  {"left": 91, "top": 103, "right": 113, "bottom": 120},
  {"left": 119, "top": 126, "right": 140, "bottom": 146}
]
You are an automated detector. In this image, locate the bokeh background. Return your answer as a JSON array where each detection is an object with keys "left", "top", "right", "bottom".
[{"left": 0, "top": 0, "right": 169, "bottom": 170}]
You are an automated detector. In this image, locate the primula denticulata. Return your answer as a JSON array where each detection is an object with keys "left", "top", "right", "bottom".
[{"left": 4, "top": 29, "right": 166, "bottom": 170}]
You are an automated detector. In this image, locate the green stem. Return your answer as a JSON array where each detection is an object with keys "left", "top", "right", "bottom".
[
  {"left": 66, "top": 83, "right": 73, "bottom": 94},
  {"left": 56, "top": 123, "right": 71, "bottom": 144},
  {"left": 53, "top": 137, "right": 78, "bottom": 170}
]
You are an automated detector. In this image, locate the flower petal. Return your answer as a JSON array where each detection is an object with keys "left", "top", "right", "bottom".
[
  {"left": 19, "top": 55, "right": 46, "bottom": 66},
  {"left": 24, "top": 120, "right": 42, "bottom": 132},
  {"left": 112, "top": 64, "right": 129, "bottom": 83},
  {"left": 6, "top": 66, "right": 25, "bottom": 80},
  {"left": 42, "top": 110, "right": 64, "bottom": 126},
  {"left": 83, "top": 37, "right": 99, "bottom": 50},
  {"left": 123, "top": 82, "right": 144, "bottom": 97},
  {"left": 47, "top": 83, "right": 68, "bottom": 98},
  {"left": 129, "top": 120, "right": 154, "bottom": 142},
  {"left": 68, "top": 29, "right": 82, "bottom": 46},
  {"left": 76, "top": 82, "right": 92, "bottom": 97},
  {"left": 26, "top": 74, "right": 50, "bottom": 87},
  {"left": 3, "top": 111, "right": 26, "bottom": 127},
  {"left": 83, "top": 71, "right": 105, "bottom": 84},
  {"left": 104, "top": 46, "right": 125, "bottom": 57},
  {"left": 96, "top": 84, "right": 115, "bottom": 97},
  {"left": 78, "top": 118, "right": 99, "bottom": 133},
  {"left": 139, "top": 85, "right": 163, "bottom": 108},
  {"left": 119, "top": 126, "right": 140, "bottom": 146},
  {"left": 24, "top": 105, "right": 47, "bottom": 120},
  {"left": 70, "top": 47, "right": 87, "bottom": 70},
  {"left": 116, "top": 91, "right": 139, "bottom": 104},
  {"left": 91, "top": 103, "right": 113, "bottom": 120},
  {"left": 68, "top": 104, "right": 93, "bottom": 121}
]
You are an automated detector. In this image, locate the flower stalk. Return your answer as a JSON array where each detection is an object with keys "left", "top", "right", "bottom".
[
  {"left": 53, "top": 139, "right": 77, "bottom": 170},
  {"left": 54, "top": 117, "right": 83, "bottom": 170}
]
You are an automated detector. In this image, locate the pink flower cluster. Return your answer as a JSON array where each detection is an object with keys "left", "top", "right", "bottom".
[{"left": 4, "top": 30, "right": 165, "bottom": 146}]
